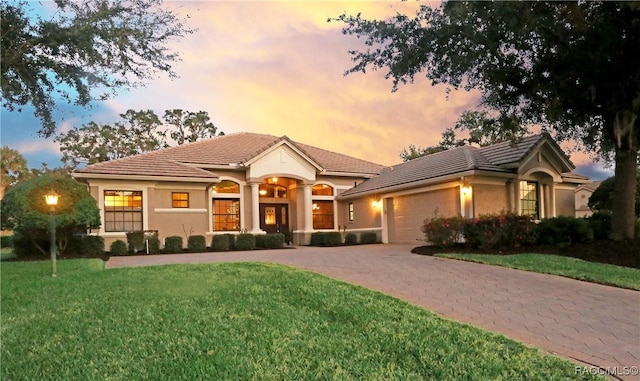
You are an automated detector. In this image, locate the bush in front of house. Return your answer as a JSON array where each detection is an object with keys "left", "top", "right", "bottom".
[
  {"left": 235, "top": 233, "right": 256, "bottom": 251},
  {"left": 255, "top": 234, "right": 267, "bottom": 248},
  {"left": 309, "top": 232, "right": 342, "bottom": 246},
  {"left": 587, "top": 211, "right": 612, "bottom": 241},
  {"left": 535, "top": 216, "right": 594, "bottom": 247},
  {"left": 126, "top": 231, "right": 145, "bottom": 254},
  {"left": 462, "top": 212, "right": 537, "bottom": 249},
  {"left": 164, "top": 236, "right": 183, "bottom": 253},
  {"left": 187, "top": 235, "right": 207, "bottom": 252},
  {"left": 211, "top": 235, "right": 230, "bottom": 251},
  {"left": 146, "top": 236, "right": 161, "bottom": 254},
  {"left": 0, "top": 235, "right": 13, "bottom": 248},
  {"left": 422, "top": 213, "right": 465, "bottom": 247},
  {"left": 264, "top": 233, "right": 285, "bottom": 249},
  {"left": 225, "top": 234, "right": 237, "bottom": 250},
  {"left": 344, "top": 233, "right": 358, "bottom": 245},
  {"left": 110, "top": 240, "right": 128, "bottom": 256},
  {"left": 359, "top": 231, "right": 378, "bottom": 244},
  {"left": 82, "top": 236, "right": 105, "bottom": 256}
]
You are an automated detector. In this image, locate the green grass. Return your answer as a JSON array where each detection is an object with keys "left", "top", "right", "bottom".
[
  {"left": 435, "top": 253, "right": 640, "bottom": 290},
  {"left": 1, "top": 260, "right": 603, "bottom": 380}
]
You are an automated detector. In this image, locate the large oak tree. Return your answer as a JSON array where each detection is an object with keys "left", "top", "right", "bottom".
[
  {"left": 335, "top": 1, "right": 640, "bottom": 240},
  {"left": 1, "top": 0, "right": 193, "bottom": 137}
]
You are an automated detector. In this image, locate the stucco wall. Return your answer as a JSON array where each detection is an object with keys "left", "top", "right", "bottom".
[
  {"left": 555, "top": 188, "right": 577, "bottom": 217},
  {"left": 472, "top": 183, "right": 509, "bottom": 215}
]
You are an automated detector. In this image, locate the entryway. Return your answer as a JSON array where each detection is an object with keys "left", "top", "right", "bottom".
[{"left": 259, "top": 204, "right": 289, "bottom": 234}]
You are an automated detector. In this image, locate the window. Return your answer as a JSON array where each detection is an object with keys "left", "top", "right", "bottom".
[
  {"left": 258, "top": 183, "right": 287, "bottom": 198},
  {"left": 520, "top": 181, "right": 539, "bottom": 219},
  {"left": 213, "top": 180, "right": 240, "bottom": 194},
  {"left": 172, "top": 192, "right": 189, "bottom": 208},
  {"left": 312, "top": 184, "right": 333, "bottom": 196},
  {"left": 104, "top": 190, "right": 143, "bottom": 232},
  {"left": 312, "top": 200, "right": 334, "bottom": 229},
  {"left": 213, "top": 199, "right": 240, "bottom": 231},
  {"left": 348, "top": 203, "right": 354, "bottom": 221}
]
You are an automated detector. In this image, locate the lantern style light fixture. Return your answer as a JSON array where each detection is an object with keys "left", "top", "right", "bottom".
[{"left": 44, "top": 189, "right": 59, "bottom": 277}]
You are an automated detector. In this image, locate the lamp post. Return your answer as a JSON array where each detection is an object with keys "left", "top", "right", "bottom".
[{"left": 44, "top": 190, "right": 59, "bottom": 277}]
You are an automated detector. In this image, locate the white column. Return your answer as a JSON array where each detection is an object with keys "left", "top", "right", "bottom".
[
  {"left": 381, "top": 198, "right": 389, "bottom": 244},
  {"left": 303, "top": 184, "right": 313, "bottom": 232},
  {"left": 250, "top": 182, "right": 261, "bottom": 233}
]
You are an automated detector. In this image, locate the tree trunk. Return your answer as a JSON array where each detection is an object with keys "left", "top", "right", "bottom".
[{"left": 610, "top": 112, "right": 638, "bottom": 241}]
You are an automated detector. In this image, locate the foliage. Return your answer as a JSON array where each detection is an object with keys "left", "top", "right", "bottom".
[
  {"left": 0, "top": 174, "right": 100, "bottom": 256},
  {"left": 1, "top": 146, "right": 31, "bottom": 198},
  {"left": 309, "top": 232, "right": 342, "bottom": 247},
  {"left": 187, "top": 235, "right": 206, "bottom": 253},
  {"left": 147, "top": 236, "right": 161, "bottom": 254},
  {"left": 224, "top": 234, "right": 236, "bottom": 250},
  {"left": 587, "top": 212, "right": 613, "bottom": 241},
  {"left": 235, "top": 233, "right": 256, "bottom": 251},
  {"left": 345, "top": 232, "right": 358, "bottom": 245},
  {"left": 264, "top": 233, "right": 285, "bottom": 249},
  {"left": 1, "top": 0, "right": 194, "bottom": 137},
  {"left": 462, "top": 213, "right": 537, "bottom": 250},
  {"left": 422, "top": 213, "right": 465, "bottom": 247},
  {"left": 211, "top": 235, "right": 230, "bottom": 251},
  {"left": 535, "top": 217, "right": 594, "bottom": 248},
  {"left": 0, "top": 261, "right": 604, "bottom": 380},
  {"left": 254, "top": 234, "right": 266, "bottom": 248},
  {"left": 126, "top": 231, "right": 145, "bottom": 254},
  {"left": 56, "top": 109, "right": 225, "bottom": 168},
  {"left": 359, "top": 231, "right": 378, "bottom": 245},
  {"left": 11, "top": 230, "right": 48, "bottom": 257},
  {"left": 0, "top": 235, "right": 13, "bottom": 248},
  {"left": 335, "top": 1, "right": 640, "bottom": 240},
  {"left": 110, "top": 240, "right": 128, "bottom": 256},
  {"left": 164, "top": 236, "right": 183, "bottom": 253},
  {"left": 588, "top": 176, "right": 640, "bottom": 217},
  {"left": 81, "top": 236, "right": 105, "bottom": 256}
]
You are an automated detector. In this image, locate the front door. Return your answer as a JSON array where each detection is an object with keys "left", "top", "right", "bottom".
[{"left": 259, "top": 204, "right": 289, "bottom": 234}]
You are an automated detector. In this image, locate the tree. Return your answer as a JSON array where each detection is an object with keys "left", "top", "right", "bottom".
[
  {"left": 589, "top": 176, "right": 640, "bottom": 217},
  {"left": 0, "top": 174, "right": 101, "bottom": 255},
  {"left": 335, "top": 1, "right": 640, "bottom": 240},
  {"left": 0, "top": 146, "right": 31, "bottom": 199},
  {"left": 1, "top": 0, "right": 193, "bottom": 137},
  {"left": 163, "top": 109, "right": 224, "bottom": 145}
]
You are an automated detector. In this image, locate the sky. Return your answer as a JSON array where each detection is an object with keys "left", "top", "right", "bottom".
[{"left": 0, "top": 0, "right": 614, "bottom": 180}]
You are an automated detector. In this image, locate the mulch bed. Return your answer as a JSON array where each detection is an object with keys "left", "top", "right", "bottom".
[{"left": 412, "top": 239, "right": 640, "bottom": 269}]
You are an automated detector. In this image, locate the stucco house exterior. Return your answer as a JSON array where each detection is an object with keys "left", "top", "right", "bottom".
[
  {"left": 574, "top": 181, "right": 602, "bottom": 217},
  {"left": 73, "top": 132, "right": 589, "bottom": 247}
]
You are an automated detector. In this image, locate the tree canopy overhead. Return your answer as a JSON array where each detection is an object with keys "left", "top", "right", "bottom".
[
  {"left": 1, "top": 0, "right": 194, "bottom": 137},
  {"left": 335, "top": 1, "right": 640, "bottom": 240}
]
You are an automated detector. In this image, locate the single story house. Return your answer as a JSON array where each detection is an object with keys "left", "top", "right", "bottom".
[
  {"left": 574, "top": 181, "right": 603, "bottom": 217},
  {"left": 73, "top": 132, "right": 589, "bottom": 246}
]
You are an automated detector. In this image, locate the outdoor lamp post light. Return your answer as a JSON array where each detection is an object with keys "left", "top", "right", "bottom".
[{"left": 44, "top": 189, "right": 59, "bottom": 277}]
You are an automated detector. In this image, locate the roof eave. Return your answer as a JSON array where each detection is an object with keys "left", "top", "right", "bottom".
[{"left": 72, "top": 172, "right": 219, "bottom": 183}]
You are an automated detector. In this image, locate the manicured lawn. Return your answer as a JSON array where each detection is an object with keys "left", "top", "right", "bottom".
[
  {"left": 435, "top": 253, "right": 640, "bottom": 290},
  {"left": 1, "top": 260, "right": 602, "bottom": 380}
]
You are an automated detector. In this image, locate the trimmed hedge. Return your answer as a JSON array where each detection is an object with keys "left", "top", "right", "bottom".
[
  {"left": 535, "top": 216, "right": 593, "bottom": 247},
  {"left": 187, "top": 235, "right": 207, "bottom": 252},
  {"left": 82, "top": 236, "right": 105, "bottom": 256},
  {"left": 236, "top": 234, "right": 256, "bottom": 251},
  {"left": 110, "top": 240, "right": 128, "bottom": 256},
  {"left": 309, "top": 232, "right": 342, "bottom": 246},
  {"left": 126, "top": 231, "right": 145, "bottom": 254},
  {"left": 422, "top": 214, "right": 465, "bottom": 247},
  {"left": 587, "top": 211, "right": 612, "bottom": 241},
  {"left": 255, "top": 234, "right": 267, "bottom": 249},
  {"left": 264, "top": 233, "right": 285, "bottom": 249},
  {"left": 225, "top": 234, "right": 237, "bottom": 250},
  {"left": 463, "top": 213, "right": 537, "bottom": 249},
  {"left": 164, "top": 236, "right": 183, "bottom": 253},
  {"left": 0, "top": 235, "right": 13, "bottom": 248},
  {"left": 359, "top": 231, "right": 378, "bottom": 245},
  {"left": 211, "top": 235, "right": 230, "bottom": 251},
  {"left": 344, "top": 233, "right": 358, "bottom": 245}
]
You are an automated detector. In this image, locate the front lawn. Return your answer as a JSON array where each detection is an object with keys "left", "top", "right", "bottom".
[
  {"left": 435, "top": 253, "right": 640, "bottom": 290},
  {"left": 1, "top": 260, "right": 602, "bottom": 380}
]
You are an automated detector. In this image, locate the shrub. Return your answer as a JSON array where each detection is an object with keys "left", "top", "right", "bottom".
[
  {"left": 110, "top": 240, "right": 128, "bottom": 256},
  {"left": 82, "top": 236, "right": 105, "bottom": 256},
  {"left": 535, "top": 216, "right": 594, "bottom": 247},
  {"left": 283, "top": 230, "right": 293, "bottom": 245},
  {"left": 235, "top": 234, "right": 256, "bottom": 251},
  {"left": 309, "top": 232, "right": 342, "bottom": 246},
  {"left": 422, "top": 214, "right": 465, "bottom": 247},
  {"left": 463, "top": 212, "right": 537, "bottom": 249},
  {"left": 187, "top": 235, "right": 207, "bottom": 252},
  {"left": 587, "top": 211, "right": 612, "bottom": 240},
  {"left": 225, "top": 234, "right": 236, "bottom": 250},
  {"left": 164, "top": 236, "right": 183, "bottom": 253},
  {"left": 11, "top": 231, "right": 48, "bottom": 257},
  {"left": 344, "top": 232, "right": 358, "bottom": 245},
  {"left": 146, "top": 236, "right": 161, "bottom": 254},
  {"left": 264, "top": 233, "right": 285, "bottom": 249},
  {"left": 255, "top": 234, "right": 267, "bottom": 248},
  {"left": 0, "top": 235, "right": 13, "bottom": 248},
  {"left": 126, "top": 231, "right": 145, "bottom": 254},
  {"left": 211, "top": 235, "right": 230, "bottom": 251},
  {"left": 359, "top": 231, "right": 378, "bottom": 244}
]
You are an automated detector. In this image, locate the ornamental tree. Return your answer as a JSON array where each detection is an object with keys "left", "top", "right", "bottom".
[{"left": 335, "top": 1, "right": 640, "bottom": 240}]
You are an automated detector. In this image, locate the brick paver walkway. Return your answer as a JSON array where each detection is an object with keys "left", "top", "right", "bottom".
[{"left": 107, "top": 244, "right": 640, "bottom": 380}]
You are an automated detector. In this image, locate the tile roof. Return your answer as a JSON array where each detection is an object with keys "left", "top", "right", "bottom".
[
  {"left": 339, "top": 133, "right": 578, "bottom": 198},
  {"left": 74, "top": 132, "right": 384, "bottom": 178}
]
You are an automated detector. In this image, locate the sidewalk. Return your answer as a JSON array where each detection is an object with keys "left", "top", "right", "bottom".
[{"left": 107, "top": 244, "right": 640, "bottom": 380}]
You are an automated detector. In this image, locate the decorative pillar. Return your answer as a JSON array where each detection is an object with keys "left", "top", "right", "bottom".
[
  {"left": 303, "top": 184, "right": 313, "bottom": 232},
  {"left": 250, "top": 182, "right": 261, "bottom": 233}
]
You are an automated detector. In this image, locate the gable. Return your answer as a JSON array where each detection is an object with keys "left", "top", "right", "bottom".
[{"left": 248, "top": 144, "right": 318, "bottom": 181}]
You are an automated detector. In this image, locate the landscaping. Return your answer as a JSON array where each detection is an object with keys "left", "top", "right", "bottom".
[{"left": 1, "top": 260, "right": 602, "bottom": 380}]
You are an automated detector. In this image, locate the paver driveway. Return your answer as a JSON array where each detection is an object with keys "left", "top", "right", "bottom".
[{"left": 108, "top": 244, "right": 640, "bottom": 380}]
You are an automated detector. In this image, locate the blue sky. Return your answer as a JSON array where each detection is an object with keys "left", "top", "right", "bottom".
[{"left": 0, "top": 1, "right": 614, "bottom": 180}]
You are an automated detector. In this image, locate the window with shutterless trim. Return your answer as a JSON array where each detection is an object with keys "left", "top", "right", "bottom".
[{"left": 172, "top": 192, "right": 189, "bottom": 208}]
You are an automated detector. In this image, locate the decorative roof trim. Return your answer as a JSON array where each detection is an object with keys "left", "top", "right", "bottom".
[
  {"left": 242, "top": 136, "right": 324, "bottom": 171},
  {"left": 73, "top": 172, "right": 218, "bottom": 183}
]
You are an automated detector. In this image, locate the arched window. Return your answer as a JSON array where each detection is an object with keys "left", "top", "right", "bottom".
[
  {"left": 312, "top": 184, "right": 333, "bottom": 196},
  {"left": 213, "top": 180, "right": 240, "bottom": 194},
  {"left": 259, "top": 183, "right": 287, "bottom": 198}
]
